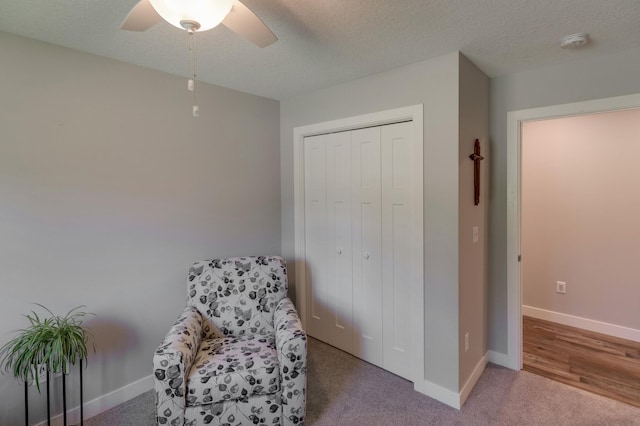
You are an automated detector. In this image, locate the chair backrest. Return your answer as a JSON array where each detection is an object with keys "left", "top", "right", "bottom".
[{"left": 186, "top": 256, "right": 288, "bottom": 338}]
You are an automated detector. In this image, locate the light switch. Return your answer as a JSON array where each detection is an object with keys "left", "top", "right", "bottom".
[{"left": 473, "top": 226, "right": 479, "bottom": 243}]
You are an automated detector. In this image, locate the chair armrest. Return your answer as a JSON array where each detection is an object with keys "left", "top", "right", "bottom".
[
  {"left": 153, "top": 306, "right": 203, "bottom": 426},
  {"left": 274, "top": 297, "right": 307, "bottom": 426}
]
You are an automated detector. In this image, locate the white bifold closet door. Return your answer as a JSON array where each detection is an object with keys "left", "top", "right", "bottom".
[
  {"left": 304, "top": 131, "right": 354, "bottom": 351},
  {"left": 380, "top": 122, "right": 412, "bottom": 380},
  {"left": 304, "top": 121, "right": 413, "bottom": 381},
  {"left": 351, "top": 127, "right": 383, "bottom": 366}
]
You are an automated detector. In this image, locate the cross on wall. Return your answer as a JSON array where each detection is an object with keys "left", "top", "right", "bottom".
[{"left": 469, "top": 139, "right": 485, "bottom": 206}]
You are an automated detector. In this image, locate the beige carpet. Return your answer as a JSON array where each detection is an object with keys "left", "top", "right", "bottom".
[{"left": 85, "top": 337, "right": 640, "bottom": 425}]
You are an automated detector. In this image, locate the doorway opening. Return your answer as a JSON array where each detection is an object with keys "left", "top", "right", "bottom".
[
  {"left": 518, "top": 109, "right": 640, "bottom": 406},
  {"left": 506, "top": 93, "right": 640, "bottom": 372}
]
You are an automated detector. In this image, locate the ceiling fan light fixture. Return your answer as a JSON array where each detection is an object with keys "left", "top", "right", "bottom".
[{"left": 149, "top": 0, "right": 234, "bottom": 31}]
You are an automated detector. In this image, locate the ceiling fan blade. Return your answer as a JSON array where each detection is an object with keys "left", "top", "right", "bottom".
[
  {"left": 222, "top": 0, "right": 278, "bottom": 48},
  {"left": 121, "top": 0, "right": 162, "bottom": 32}
]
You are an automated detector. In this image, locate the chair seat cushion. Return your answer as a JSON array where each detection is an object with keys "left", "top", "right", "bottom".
[{"left": 186, "top": 334, "right": 280, "bottom": 407}]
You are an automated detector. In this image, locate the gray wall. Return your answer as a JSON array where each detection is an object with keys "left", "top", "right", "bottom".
[
  {"left": 281, "top": 52, "right": 464, "bottom": 391},
  {"left": 0, "top": 32, "right": 281, "bottom": 425},
  {"left": 458, "top": 56, "right": 489, "bottom": 388},
  {"left": 521, "top": 110, "right": 640, "bottom": 329},
  {"left": 489, "top": 46, "right": 640, "bottom": 354}
]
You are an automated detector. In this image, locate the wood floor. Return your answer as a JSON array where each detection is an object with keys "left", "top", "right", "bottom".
[{"left": 523, "top": 316, "right": 640, "bottom": 408}]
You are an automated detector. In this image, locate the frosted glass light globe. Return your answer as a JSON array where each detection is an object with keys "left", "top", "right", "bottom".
[{"left": 149, "top": 0, "right": 234, "bottom": 31}]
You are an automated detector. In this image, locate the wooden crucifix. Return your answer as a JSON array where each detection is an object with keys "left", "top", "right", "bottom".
[{"left": 469, "top": 139, "right": 485, "bottom": 206}]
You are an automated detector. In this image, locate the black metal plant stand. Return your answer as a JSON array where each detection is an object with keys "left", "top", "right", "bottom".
[{"left": 24, "top": 360, "right": 84, "bottom": 426}]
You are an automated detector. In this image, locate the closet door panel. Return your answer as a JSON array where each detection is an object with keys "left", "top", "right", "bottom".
[
  {"left": 326, "top": 132, "right": 354, "bottom": 353},
  {"left": 304, "top": 135, "right": 329, "bottom": 342},
  {"left": 304, "top": 121, "right": 416, "bottom": 380},
  {"left": 381, "top": 122, "right": 413, "bottom": 380},
  {"left": 351, "top": 127, "right": 383, "bottom": 367}
]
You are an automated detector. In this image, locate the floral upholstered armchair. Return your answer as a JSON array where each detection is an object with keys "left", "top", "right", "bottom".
[{"left": 154, "top": 256, "right": 307, "bottom": 426}]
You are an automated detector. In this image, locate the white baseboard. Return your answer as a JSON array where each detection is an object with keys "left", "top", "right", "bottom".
[
  {"left": 522, "top": 305, "right": 640, "bottom": 343},
  {"left": 35, "top": 374, "right": 153, "bottom": 426},
  {"left": 487, "top": 350, "right": 511, "bottom": 368},
  {"left": 421, "top": 379, "right": 461, "bottom": 409},
  {"left": 420, "top": 354, "right": 487, "bottom": 410},
  {"left": 459, "top": 353, "right": 487, "bottom": 407}
]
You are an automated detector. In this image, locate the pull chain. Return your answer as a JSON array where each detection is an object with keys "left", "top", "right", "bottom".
[{"left": 188, "top": 29, "right": 199, "bottom": 117}]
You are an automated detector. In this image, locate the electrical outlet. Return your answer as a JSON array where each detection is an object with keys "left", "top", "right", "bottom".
[
  {"left": 27, "top": 364, "right": 48, "bottom": 387},
  {"left": 464, "top": 332, "right": 469, "bottom": 352},
  {"left": 36, "top": 364, "right": 48, "bottom": 383},
  {"left": 556, "top": 281, "right": 567, "bottom": 294}
]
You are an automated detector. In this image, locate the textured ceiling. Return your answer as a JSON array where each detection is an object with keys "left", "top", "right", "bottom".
[{"left": 2, "top": 0, "right": 640, "bottom": 100}]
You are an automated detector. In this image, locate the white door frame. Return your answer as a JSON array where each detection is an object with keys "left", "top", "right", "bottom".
[
  {"left": 506, "top": 93, "right": 640, "bottom": 369},
  {"left": 293, "top": 104, "right": 424, "bottom": 390}
]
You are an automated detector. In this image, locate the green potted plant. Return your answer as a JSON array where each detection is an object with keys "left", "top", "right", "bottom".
[{"left": 0, "top": 304, "right": 93, "bottom": 391}]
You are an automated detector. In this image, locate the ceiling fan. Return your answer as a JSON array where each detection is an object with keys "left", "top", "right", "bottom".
[
  {"left": 121, "top": 0, "right": 277, "bottom": 48},
  {"left": 121, "top": 0, "right": 277, "bottom": 116}
]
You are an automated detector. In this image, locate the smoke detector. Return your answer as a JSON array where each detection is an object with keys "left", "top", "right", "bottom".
[{"left": 560, "top": 33, "right": 590, "bottom": 48}]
